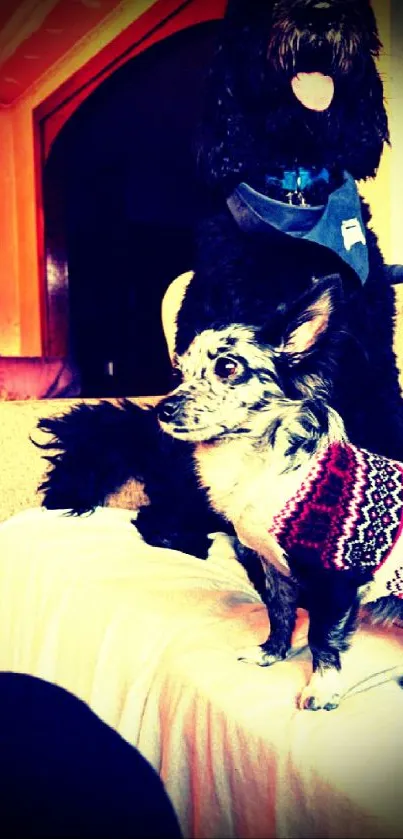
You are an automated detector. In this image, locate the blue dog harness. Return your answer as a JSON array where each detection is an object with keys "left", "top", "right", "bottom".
[{"left": 227, "top": 170, "right": 369, "bottom": 284}]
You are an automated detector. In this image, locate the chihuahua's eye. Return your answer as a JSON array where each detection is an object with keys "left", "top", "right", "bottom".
[{"left": 214, "top": 357, "right": 240, "bottom": 380}]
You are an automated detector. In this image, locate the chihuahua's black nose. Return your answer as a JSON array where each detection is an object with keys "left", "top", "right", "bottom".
[{"left": 158, "top": 398, "right": 182, "bottom": 423}]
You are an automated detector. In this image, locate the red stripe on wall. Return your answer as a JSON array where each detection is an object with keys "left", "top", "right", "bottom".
[{"left": 0, "top": 0, "right": 122, "bottom": 105}]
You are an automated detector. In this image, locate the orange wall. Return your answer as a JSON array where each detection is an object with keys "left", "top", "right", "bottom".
[
  {"left": 0, "top": 110, "right": 19, "bottom": 354},
  {"left": 0, "top": 0, "right": 394, "bottom": 357}
]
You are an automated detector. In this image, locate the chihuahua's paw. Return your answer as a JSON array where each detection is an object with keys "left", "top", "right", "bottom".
[
  {"left": 238, "top": 645, "right": 284, "bottom": 667},
  {"left": 299, "top": 667, "right": 342, "bottom": 711}
]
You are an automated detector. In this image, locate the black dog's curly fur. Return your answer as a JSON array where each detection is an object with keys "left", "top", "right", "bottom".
[
  {"left": 38, "top": 399, "right": 223, "bottom": 558},
  {"left": 38, "top": 0, "right": 403, "bottom": 561}
]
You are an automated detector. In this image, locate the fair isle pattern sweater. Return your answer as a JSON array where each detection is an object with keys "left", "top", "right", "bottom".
[{"left": 271, "top": 442, "right": 403, "bottom": 600}]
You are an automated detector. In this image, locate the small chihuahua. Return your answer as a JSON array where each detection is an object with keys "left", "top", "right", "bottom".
[{"left": 158, "top": 274, "right": 403, "bottom": 710}]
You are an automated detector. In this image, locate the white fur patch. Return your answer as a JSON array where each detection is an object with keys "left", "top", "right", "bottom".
[
  {"left": 237, "top": 645, "right": 284, "bottom": 666},
  {"left": 299, "top": 667, "right": 342, "bottom": 710}
]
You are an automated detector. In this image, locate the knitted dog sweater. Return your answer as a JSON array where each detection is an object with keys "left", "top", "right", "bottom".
[{"left": 271, "top": 442, "right": 403, "bottom": 600}]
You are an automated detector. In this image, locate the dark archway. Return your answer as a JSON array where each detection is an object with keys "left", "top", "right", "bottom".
[{"left": 43, "top": 20, "right": 218, "bottom": 397}]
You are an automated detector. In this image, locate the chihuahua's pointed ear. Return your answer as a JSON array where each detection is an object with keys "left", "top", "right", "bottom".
[{"left": 279, "top": 273, "right": 342, "bottom": 358}]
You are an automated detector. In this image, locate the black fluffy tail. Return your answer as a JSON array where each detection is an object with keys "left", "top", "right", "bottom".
[
  {"left": 34, "top": 399, "right": 226, "bottom": 559},
  {"left": 34, "top": 399, "right": 165, "bottom": 513}
]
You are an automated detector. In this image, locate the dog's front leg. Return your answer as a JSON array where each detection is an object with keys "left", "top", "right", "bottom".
[
  {"left": 300, "top": 573, "right": 361, "bottom": 711},
  {"left": 238, "top": 557, "right": 299, "bottom": 666}
]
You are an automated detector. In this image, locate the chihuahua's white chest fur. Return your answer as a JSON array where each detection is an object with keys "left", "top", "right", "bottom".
[{"left": 193, "top": 436, "right": 308, "bottom": 575}]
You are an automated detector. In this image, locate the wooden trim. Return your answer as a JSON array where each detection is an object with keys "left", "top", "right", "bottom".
[{"left": 32, "top": 107, "right": 49, "bottom": 354}]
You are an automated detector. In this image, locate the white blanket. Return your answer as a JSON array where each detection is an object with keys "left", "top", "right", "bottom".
[{"left": 0, "top": 507, "right": 403, "bottom": 838}]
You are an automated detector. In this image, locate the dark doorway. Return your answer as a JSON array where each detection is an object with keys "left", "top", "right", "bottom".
[{"left": 43, "top": 21, "right": 218, "bottom": 397}]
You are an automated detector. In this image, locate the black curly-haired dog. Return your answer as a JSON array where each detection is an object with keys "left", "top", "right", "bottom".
[{"left": 38, "top": 0, "right": 403, "bottom": 563}]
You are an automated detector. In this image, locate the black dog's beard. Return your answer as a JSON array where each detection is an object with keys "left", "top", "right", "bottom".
[{"left": 267, "top": 0, "right": 381, "bottom": 76}]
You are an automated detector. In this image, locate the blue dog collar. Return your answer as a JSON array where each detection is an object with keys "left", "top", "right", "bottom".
[
  {"left": 265, "top": 166, "right": 330, "bottom": 196},
  {"left": 227, "top": 171, "right": 369, "bottom": 284}
]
